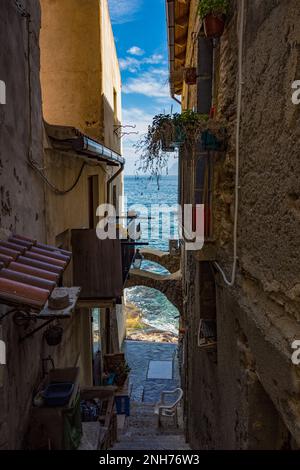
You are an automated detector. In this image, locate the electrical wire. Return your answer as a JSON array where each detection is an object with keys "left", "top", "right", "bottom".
[{"left": 214, "top": 0, "right": 245, "bottom": 287}]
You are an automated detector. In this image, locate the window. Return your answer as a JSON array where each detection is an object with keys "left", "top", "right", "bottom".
[
  {"left": 88, "top": 175, "right": 99, "bottom": 229},
  {"left": 194, "top": 154, "right": 213, "bottom": 239},
  {"left": 113, "top": 88, "right": 118, "bottom": 124}
]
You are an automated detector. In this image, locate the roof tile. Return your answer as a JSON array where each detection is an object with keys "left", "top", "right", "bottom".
[{"left": 0, "top": 235, "right": 72, "bottom": 310}]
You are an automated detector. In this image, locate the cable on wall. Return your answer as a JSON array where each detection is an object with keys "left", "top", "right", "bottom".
[{"left": 214, "top": 0, "right": 245, "bottom": 287}]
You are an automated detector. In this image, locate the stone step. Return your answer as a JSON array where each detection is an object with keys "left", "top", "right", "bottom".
[
  {"left": 113, "top": 441, "right": 190, "bottom": 450},
  {"left": 111, "top": 401, "right": 190, "bottom": 451}
]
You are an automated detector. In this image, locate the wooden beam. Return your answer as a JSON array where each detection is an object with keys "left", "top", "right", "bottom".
[
  {"left": 175, "top": 49, "right": 187, "bottom": 61},
  {"left": 175, "top": 14, "right": 188, "bottom": 28},
  {"left": 175, "top": 36, "right": 188, "bottom": 48}
]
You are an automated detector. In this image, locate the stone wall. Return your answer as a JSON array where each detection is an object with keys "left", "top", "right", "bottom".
[
  {"left": 182, "top": 0, "right": 300, "bottom": 449},
  {"left": 0, "top": 0, "right": 45, "bottom": 239},
  {"left": 0, "top": 0, "right": 46, "bottom": 450}
]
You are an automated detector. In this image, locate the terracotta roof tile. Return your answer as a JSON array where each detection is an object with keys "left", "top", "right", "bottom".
[
  {"left": 9, "top": 262, "right": 59, "bottom": 282},
  {"left": 0, "top": 269, "right": 56, "bottom": 292},
  {"left": 0, "top": 241, "right": 26, "bottom": 254},
  {"left": 17, "top": 256, "right": 63, "bottom": 275},
  {"left": 0, "top": 246, "right": 20, "bottom": 260},
  {"left": 31, "top": 246, "right": 69, "bottom": 262},
  {"left": 0, "top": 235, "right": 72, "bottom": 310},
  {"left": 0, "top": 254, "right": 14, "bottom": 266},
  {"left": 0, "top": 277, "right": 50, "bottom": 309}
]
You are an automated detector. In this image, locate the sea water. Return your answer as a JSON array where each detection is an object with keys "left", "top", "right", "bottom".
[{"left": 124, "top": 176, "right": 179, "bottom": 336}]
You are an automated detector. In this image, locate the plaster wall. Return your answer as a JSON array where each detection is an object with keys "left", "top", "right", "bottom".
[{"left": 181, "top": 0, "right": 300, "bottom": 449}]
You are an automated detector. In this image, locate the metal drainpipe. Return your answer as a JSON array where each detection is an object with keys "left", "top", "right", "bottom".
[{"left": 106, "top": 164, "right": 124, "bottom": 205}]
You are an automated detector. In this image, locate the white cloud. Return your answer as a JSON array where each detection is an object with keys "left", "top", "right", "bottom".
[
  {"left": 108, "top": 0, "right": 141, "bottom": 24},
  {"left": 121, "top": 107, "right": 154, "bottom": 174},
  {"left": 119, "top": 54, "right": 165, "bottom": 73},
  {"left": 119, "top": 57, "right": 141, "bottom": 73},
  {"left": 122, "top": 69, "right": 170, "bottom": 98},
  {"left": 127, "top": 46, "right": 145, "bottom": 56}
]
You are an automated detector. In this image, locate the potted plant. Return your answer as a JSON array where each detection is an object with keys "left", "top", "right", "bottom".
[
  {"left": 198, "top": 0, "right": 229, "bottom": 38},
  {"left": 114, "top": 362, "right": 131, "bottom": 387},
  {"left": 136, "top": 110, "right": 226, "bottom": 184}
]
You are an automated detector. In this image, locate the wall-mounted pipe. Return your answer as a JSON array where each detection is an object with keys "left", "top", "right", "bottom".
[
  {"left": 214, "top": 0, "right": 245, "bottom": 287},
  {"left": 107, "top": 164, "right": 124, "bottom": 205}
]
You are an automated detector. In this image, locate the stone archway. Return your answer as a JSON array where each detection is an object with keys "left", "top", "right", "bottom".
[
  {"left": 141, "top": 248, "right": 180, "bottom": 274},
  {"left": 125, "top": 268, "right": 183, "bottom": 315}
]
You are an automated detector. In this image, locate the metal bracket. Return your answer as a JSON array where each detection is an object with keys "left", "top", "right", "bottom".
[
  {"left": 19, "top": 318, "right": 56, "bottom": 343},
  {"left": 14, "top": 0, "right": 30, "bottom": 18},
  {"left": 0, "top": 305, "right": 33, "bottom": 323},
  {"left": 113, "top": 124, "right": 138, "bottom": 138}
]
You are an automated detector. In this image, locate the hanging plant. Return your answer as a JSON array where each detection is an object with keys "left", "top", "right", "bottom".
[
  {"left": 135, "top": 110, "right": 226, "bottom": 183},
  {"left": 198, "top": 0, "right": 229, "bottom": 38}
]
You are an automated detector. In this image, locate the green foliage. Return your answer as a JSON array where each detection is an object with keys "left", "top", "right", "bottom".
[
  {"left": 135, "top": 110, "right": 225, "bottom": 184},
  {"left": 198, "top": 0, "right": 229, "bottom": 20}
]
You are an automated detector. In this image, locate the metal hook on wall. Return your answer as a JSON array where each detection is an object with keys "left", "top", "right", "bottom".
[{"left": 114, "top": 124, "right": 139, "bottom": 138}]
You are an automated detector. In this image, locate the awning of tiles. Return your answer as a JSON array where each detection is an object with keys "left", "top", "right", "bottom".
[
  {"left": 0, "top": 234, "right": 80, "bottom": 341},
  {"left": 0, "top": 235, "right": 71, "bottom": 310}
]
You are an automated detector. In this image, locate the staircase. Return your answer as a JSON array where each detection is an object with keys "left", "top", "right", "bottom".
[{"left": 111, "top": 403, "right": 190, "bottom": 451}]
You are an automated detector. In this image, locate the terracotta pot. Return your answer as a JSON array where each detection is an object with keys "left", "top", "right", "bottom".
[
  {"left": 204, "top": 14, "right": 225, "bottom": 38},
  {"left": 44, "top": 325, "right": 63, "bottom": 346}
]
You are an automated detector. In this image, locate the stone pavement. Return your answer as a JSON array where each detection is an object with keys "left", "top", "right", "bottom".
[
  {"left": 110, "top": 341, "right": 189, "bottom": 450},
  {"left": 111, "top": 402, "right": 190, "bottom": 450},
  {"left": 123, "top": 340, "right": 180, "bottom": 404}
]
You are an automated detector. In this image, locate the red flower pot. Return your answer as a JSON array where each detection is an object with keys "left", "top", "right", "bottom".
[{"left": 204, "top": 14, "right": 225, "bottom": 38}]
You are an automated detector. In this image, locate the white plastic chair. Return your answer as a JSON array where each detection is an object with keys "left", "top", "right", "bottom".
[{"left": 154, "top": 388, "right": 183, "bottom": 428}]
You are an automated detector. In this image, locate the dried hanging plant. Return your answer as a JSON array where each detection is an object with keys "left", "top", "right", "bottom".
[{"left": 135, "top": 110, "right": 226, "bottom": 185}]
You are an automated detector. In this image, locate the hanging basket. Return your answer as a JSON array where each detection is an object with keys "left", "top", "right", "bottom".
[
  {"left": 44, "top": 325, "right": 63, "bottom": 346},
  {"left": 184, "top": 67, "right": 197, "bottom": 85},
  {"left": 203, "top": 14, "right": 226, "bottom": 38}
]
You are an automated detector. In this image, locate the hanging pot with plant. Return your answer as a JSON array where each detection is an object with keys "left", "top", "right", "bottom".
[
  {"left": 136, "top": 110, "right": 227, "bottom": 185},
  {"left": 198, "top": 0, "right": 229, "bottom": 39}
]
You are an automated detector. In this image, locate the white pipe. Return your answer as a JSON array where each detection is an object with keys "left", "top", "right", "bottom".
[{"left": 214, "top": 0, "right": 245, "bottom": 287}]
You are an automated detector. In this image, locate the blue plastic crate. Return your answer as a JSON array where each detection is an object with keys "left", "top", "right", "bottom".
[
  {"left": 43, "top": 382, "right": 74, "bottom": 407},
  {"left": 115, "top": 395, "right": 130, "bottom": 416}
]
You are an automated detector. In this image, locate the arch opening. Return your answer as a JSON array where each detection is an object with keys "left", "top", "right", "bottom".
[{"left": 125, "top": 286, "right": 179, "bottom": 344}]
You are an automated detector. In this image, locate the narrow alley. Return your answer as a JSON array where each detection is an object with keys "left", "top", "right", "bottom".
[
  {"left": 1, "top": 0, "right": 300, "bottom": 462},
  {"left": 111, "top": 341, "right": 189, "bottom": 451}
]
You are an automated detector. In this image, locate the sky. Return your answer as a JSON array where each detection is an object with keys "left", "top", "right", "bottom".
[{"left": 108, "top": 0, "right": 179, "bottom": 175}]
